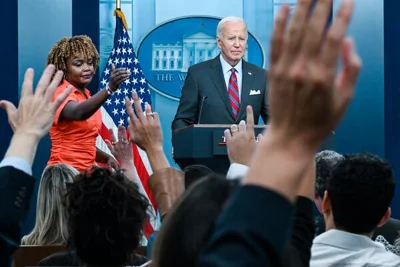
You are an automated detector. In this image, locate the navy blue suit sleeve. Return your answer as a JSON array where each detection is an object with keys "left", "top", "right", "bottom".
[
  {"left": 0, "top": 166, "right": 35, "bottom": 245},
  {"left": 196, "top": 185, "right": 294, "bottom": 267},
  {"left": 285, "top": 196, "right": 315, "bottom": 267},
  {"left": 261, "top": 71, "right": 269, "bottom": 124}
]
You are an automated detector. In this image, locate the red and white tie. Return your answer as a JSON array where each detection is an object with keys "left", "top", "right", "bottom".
[{"left": 228, "top": 68, "right": 240, "bottom": 119}]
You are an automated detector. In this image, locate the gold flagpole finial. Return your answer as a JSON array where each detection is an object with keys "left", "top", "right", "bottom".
[{"left": 116, "top": 0, "right": 121, "bottom": 10}]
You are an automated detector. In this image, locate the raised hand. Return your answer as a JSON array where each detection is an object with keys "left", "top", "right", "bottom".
[
  {"left": 0, "top": 65, "right": 71, "bottom": 139},
  {"left": 124, "top": 91, "right": 163, "bottom": 152},
  {"left": 224, "top": 106, "right": 261, "bottom": 166},
  {"left": 105, "top": 125, "right": 133, "bottom": 166},
  {"left": 268, "top": 0, "right": 361, "bottom": 150}
]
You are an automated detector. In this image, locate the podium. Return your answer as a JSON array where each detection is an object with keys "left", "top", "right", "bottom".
[{"left": 172, "top": 124, "right": 335, "bottom": 174}]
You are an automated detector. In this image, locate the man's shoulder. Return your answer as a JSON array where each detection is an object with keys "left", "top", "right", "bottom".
[
  {"left": 243, "top": 60, "right": 267, "bottom": 75},
  {"left": 188, "top": 58, "right": 217, "bottom": 72}
]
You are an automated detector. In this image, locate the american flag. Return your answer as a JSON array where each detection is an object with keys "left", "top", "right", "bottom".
[{"left": 95, "top": 9, "right": 156, "bottom": 241}]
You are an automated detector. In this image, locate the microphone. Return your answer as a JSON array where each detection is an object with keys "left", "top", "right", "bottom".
[{"left": 197, "top": 95, "right": 207, "bottom": 124}]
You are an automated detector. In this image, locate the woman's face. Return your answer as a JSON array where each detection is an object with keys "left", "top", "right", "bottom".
[{"left": 65, "top": 53, "right": 95, "bottom": 89}]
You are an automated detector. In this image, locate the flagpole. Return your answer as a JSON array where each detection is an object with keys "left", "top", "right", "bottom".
[{"left": 116, "top": 0, "right": 121, "bottom": 10}]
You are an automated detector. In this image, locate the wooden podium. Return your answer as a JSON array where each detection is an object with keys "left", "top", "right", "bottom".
[{"left": 172, "top": 124, "right": 335, "bottom": 174}]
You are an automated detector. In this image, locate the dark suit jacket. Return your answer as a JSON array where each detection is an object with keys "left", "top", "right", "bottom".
[
  {"left": 0, "top": 166, "right": 35, "bottom": 266},
  {"left": 196, "top": 185, "right": 294, "bottom": 267},
  {"left": 285, "top": 197, "right": 315, "bottom": 267},
  {"left": 172, "top": 56, "right": 268, "bottom": 130}
]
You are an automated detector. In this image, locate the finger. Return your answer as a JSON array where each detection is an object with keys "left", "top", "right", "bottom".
[
  {"left": 36, "top": 65, "right": 57, "bottom": 96},
  {"left": 21, "top": 68, "right": 34, "bottom": 99},
  {"left": 245, "top": 105, "right": 254, "bottom": 132},
  {"left": 152, "top": 112, "right": 161, "bottom": 126},
  {"left": 44, "top": 70, "right": 63, "bottom": 101},
  {"left": 257, "top": 133, "right": 263, "bottom": 142},
  {"left": 144, "top": 104, "right": 153, "bottom": 120},
  {"left": 230, "top": 124, "right": 238, "bottom": 136},
  {"left": 320, "top": 0, "right": 354, "bottom": 72},
  {"left": 284, "top": 0, "right": 313, "bottom": 57},
  {"left": 224, "top": 129, "right": 232, "bottom": 142},
  {"left": 270, "top": 5, "right": 291, "bottom": 65},
  {"left": 302, "top": 0, "right": 333, "bottom": 58},
  {"left": 105, "top": 139, "right": 114, "bottom": 153},
  {"left": 108, "top": 128, "right": 117, "bottom": 143},
  {"left": 334, "top": 37, "right": 361, "bottom": 108},
  {"left": 118, "top": 125, "right": 127, "bottom": 141},
  {"left": 111, "top": 64, "right": 115, "bottom": 72},
  {"left": 0, "top": 100, "right": 17, "bottom": 115},
  {"left": 132, "top": 91, "right": 145, "bottom": 120},
  {"left": 125, "top": 97, "right": 140, "bottom": 126},
  {"left": 50, "top": 87, "right": 72, "bottom": 113},
  {"left": 238, "top": 120, "right": 246, "bottom": 132},
  {"left": 127, "top": 120, "right": 136, "bottom": 142}
]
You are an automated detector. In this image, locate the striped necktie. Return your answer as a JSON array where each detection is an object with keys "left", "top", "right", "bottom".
[{"left": 228, "top": 68, "right": 240, "bottom": 119}]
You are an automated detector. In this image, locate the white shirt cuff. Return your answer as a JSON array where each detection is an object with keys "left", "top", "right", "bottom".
[
  {"left": 0, "top": 157, "right": 32, "bottom": 176},
  {"left": 226, "top": 163, "right": 249, "bottom": 180}
]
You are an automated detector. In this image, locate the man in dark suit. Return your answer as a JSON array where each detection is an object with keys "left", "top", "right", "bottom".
[{"left": 172, "top": 16, "right": 268, "bottom": 130}]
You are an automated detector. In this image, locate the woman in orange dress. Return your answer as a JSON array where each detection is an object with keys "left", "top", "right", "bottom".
[{"left": 46, "top": 35, "right": 130, "bottom": 172}]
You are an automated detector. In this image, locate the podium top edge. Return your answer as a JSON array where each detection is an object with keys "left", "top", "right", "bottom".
[{"left": 173, "top": 124, "right": 267, "bottom": 133}]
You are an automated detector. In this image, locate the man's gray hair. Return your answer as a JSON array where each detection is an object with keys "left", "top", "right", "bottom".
[
  {"left": 216, "top": 16, "right": 247, "bottom": 38},
  {"left": 315, "top": 150, "right": 344, "bottom": 199}
]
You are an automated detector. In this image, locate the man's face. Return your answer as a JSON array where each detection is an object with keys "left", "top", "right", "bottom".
[{"left": 217, "top": 21, "right": 248, "bottom": 66}]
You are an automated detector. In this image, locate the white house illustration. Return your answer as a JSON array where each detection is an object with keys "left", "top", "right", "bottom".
[{"left": 151, "top": 31, "right": 248, "bottom": 72}]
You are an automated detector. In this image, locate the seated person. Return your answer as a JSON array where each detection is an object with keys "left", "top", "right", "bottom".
[
  {"left": 39, "top": 167, "right": 150, "bottom": 266},
  {"left": 21, "top": 164, "right": 78, "bottom": 246},
  {"left": 311, "top": 153, "right": 400, "bottom": 266}
]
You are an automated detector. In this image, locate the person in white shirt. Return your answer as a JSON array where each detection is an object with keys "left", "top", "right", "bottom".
[{"left": 311, "top": 153, "right": 400, "bottom": 267}]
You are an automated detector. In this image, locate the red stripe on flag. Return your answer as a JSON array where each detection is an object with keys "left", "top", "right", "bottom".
[{"left": 99, "top": 123, "right": 156, "bottom": 238}]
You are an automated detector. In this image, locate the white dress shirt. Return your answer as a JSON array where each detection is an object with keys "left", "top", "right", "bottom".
[
  {"left": 219, "top": 55, "right": 243, "bottom": 99},
  {"left": 226, "top": 163, "right": 248, "bottom": 180},
  {"left": 0, "top": 157, "right": 32, "bottom": 176},
  {"left": 311, "top": 229, "right": 400, "bottom": 267}
]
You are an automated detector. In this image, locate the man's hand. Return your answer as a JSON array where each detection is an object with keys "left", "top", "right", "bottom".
[
  {"left": 224, "top": 106, "right": 261, "bottom": 166},
  {"left": 125, "top": 91, "right": 163, "bottom": 152},
  {"left": 267, "top": 0, "right": 360, "bottom": 151}
]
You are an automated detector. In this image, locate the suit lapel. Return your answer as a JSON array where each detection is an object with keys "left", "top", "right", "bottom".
[
  {"left": 209, "top": 57, "right": 234, "bottom": 117},
  {"left": 238, "top": 61, "right": 254, "bottom": 121}
]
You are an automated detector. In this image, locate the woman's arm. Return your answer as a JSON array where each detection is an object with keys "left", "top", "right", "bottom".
[
  {"left": 61, "top": 65, "right": 130, "bottom": 121},
  {"left": 61, "top": 89, "right": 110, "bottom": 121}
]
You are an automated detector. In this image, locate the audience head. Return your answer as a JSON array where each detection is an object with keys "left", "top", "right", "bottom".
[
  {"left": 21, "top": 164, "right": 78, "bottom": 245},
  {"left": 182, "top": 164, "right": 214, "bottom": 189},
  {"left": 65, "top": 167, "right": 150, "bottom": 266},
  {"left": 152, "top": 174, "right": 239, "bottom": 267},
  {"left": 315, "top": 150, "right": 344, "bottom": 213},
  {"left": 323, "top": 153, "right": 395, "bottom": 235},
  {"left": 216, "top": 16, "right": 248, "bottom": 66},
  {"left": 47, "top": 35, "right": 99, "bottom": 88}
]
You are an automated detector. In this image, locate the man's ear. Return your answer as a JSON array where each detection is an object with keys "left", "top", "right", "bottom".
[
  {"left": 322, "top": 190, "right": 331, "bottom": 215},
  {"left": 377, "top": 207, "right": 391, "bottom": 228}
]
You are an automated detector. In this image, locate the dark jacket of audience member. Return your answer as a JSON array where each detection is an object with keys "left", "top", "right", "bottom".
[
  {"left": 0, "top": 166, "right": 35, "bottom": 267},
  {"left": 152, "top": 174, "right": 315, "bottom": 267}
]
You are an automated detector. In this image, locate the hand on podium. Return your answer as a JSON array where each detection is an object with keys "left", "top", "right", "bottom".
[{"left": 224, "top": 105, "right": 263, "bottom": 166}]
